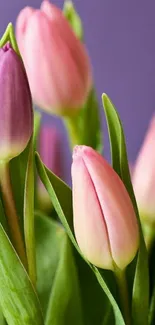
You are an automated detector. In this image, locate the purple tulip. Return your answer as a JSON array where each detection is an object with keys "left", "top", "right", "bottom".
[{"left": 0, "top": 42, "right": 33, "bottom": 161}]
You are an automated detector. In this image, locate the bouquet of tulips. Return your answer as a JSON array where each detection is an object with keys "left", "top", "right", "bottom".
[{"left": 0, "top": 1, "right": 154, "bottom": 324}]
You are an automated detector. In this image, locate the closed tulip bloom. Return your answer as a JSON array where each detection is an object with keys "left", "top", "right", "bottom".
[
  {"left": 133, "top": 117, "right": 155, "bottom": 222},
  {"left": 72, "top": 146, "right": 139, "bottom": 270},
  {"left": 16, "top": 0, "right": 92, "bottom": 116},
  {"left": 0, "top": 42, "right": 33, "bottom": 161}
]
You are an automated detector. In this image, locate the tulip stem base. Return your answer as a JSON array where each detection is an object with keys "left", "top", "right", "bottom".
[
  {"left": 115, "top": 268, "right": 131, "bottom": 325},
  {"left": 0, "top": 161, "right": 27, "bottom": 268},
  {"left": 64, "top": 115, "right": 81, "bottom": 148}
]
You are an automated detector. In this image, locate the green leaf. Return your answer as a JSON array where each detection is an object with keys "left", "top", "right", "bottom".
[
  {"left": 35, "top": 213, "right": 66, "bottom": 317},
  {"left": 0, "top": 194, "right": 8, "bottom": 233},
  {"left": 10, "top": 112, "right": 40, "bottom": 238},
  {"left": 149, "top": 285, "right": 155, "bottom": 325},
  {"left": 0, "top": 224, "right": 44, "bottom": 325},
  {"left": 0, "top": 23, "right": 11, "bottom": 47},
  {"left": 102, "top": 93, "right": 149, "bottom": 325},
  {"left": 35, "top": 213, "right": 84, "bottom": 325},
  {"left": 80, "top": 88, "right": 102, "bottom": 152},
  {"left": 64, "top": 89, "right": 102, "bottom": 151},
  {"left": 63, "top": 0, "right": 83, "bottom": 41},
  {"left": 45, "top": 235, "right": 84, "bottom": 325},
  {"left": 75, "top": 252, "right": 113, "bottom": 325},
  {"left": 0, "top": 305, "right": 5, "bottom": 324},
  {"left": 35, "top": 153, "right": 125, "bottom": 325},
  {"left": 24, "top": 139, "right": 36, "bottom": 286},
  {"left": 0, "top": 23, "right": 20, "bottom": 55},
  {"left": 10, "top": 142, "right": 30, "bottom": 233}
]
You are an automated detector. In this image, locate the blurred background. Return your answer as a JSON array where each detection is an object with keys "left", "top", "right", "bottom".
[{"left": 1, "top": 0, "right": 155, "bottom": 180}]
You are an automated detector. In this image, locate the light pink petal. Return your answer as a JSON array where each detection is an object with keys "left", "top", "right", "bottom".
[
  {"left": 73, "top": 146, "right": 139, "bottom": 270},
  {"left": 133, "top": 116, "right": 155, "bottom": 220},
  {"left": 72, "top": 153, "right": 113, "bottom": 269}
]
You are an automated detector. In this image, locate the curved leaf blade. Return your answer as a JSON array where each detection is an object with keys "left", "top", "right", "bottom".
[
  {"left": 0, "top": 224, "right": 44, "bottom": 325},
  {"left": 102, "top": 93, "right": 149, "bottom": 325},
  {"left": 45, "top": 236, "right": 84, "bottom": 325},
  {"left": 35, "top": 213, "right": 66, "bottom": 317},
  {"left": 35, "top": 153, "right": 125, "bottom": 325},
  {"left": 24, "top": 139, "right": 36, "bottom": 286}
]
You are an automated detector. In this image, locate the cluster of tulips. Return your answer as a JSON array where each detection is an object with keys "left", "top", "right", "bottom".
[{"left": 0, "top": 1, "right": 154, "bottom": 325}]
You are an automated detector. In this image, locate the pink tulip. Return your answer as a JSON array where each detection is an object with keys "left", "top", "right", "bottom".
[
  {"left": 132, "top": 117, "right": 155, "bottom": 222},
  {"left": 72, "top": 146, "right": 139, "bottom": 270},
  {"left": 16, "top": 0, "right": 92, "bottom": 116}
]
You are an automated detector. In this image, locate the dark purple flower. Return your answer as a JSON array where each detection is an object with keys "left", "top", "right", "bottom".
[{"left": 0, "top": 42, "right": 33, "bottom": 161}]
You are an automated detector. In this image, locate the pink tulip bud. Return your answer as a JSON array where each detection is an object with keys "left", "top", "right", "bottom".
[
  {"left": 132, "top": 117, "right": 155, "bottom": 222},
  {"left": 72, "top": 146, "right": 139, "bottom": 270},
  {"left": 38, "top": 125, "right": 63, "bottom": 212},
  {"left": 16, "top": 0, "right": 92, "bottom": 116},
  {"left": 0, "top": 42, "right": 33, "bottom": 161}
]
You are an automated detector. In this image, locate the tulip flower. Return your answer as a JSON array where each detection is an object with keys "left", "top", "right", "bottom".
[
  {"left": 38, "top": 125, "right": 63, "bottom": 212},
  {"left": 0, "top": 41, "right": 33, "bottom": 268},
  {"left": 16, "top": 0, "right": 92, "bottom": 116},
  {"left": 72, "top": 145, "right": 139, "bottom": 271},
  {"left": 132, "top": 117, "right": 155, "bottom": 223},
  {"left": 0, "top": 42, "right": 33, "bottom": 161}
]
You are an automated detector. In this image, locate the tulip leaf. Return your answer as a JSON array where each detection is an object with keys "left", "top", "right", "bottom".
[
  {"left": 35, "top": 153, "right": 125, "bottom": 325},
  {"left": 0, "top": 195, "right": 8, "bottom": 233},
  {"left": 149, "top": 285, "right": 155, "bottom": 325},
  {"left": 36, "top": 212, "right": 84, "bottom": 325},
  {"left": 24, "top": 139, "right": 36, "bottom": 286},
  {"left": 63, "top": 0, "right": 83, "bottom": 41},
  {"left": 0, "top": 305, "right": 5, "bottom": 324},
  {"left": 80, "top": 88, "right": 102, "bottom": 152},
  {"left": 102, "top": 93, "right": 149, "bottom": 325},
  {"left": 35, "top": 212, "right": 66, "bottom": 317},
  {"left": 0, "top": 223, "right": 44, "bottom": 325},
  {"left": 10, "top": 111, "right": 41, "bottom": 237},
  {"left": 75, "top": 252, "right": 114, "bottom": 325},
  {"left": 45, "top": 234, "right": 84, "bottom": 325},
  {"left": 10, "top": 143, "right": 30, "bottom": 233},
  {"left": 64, "top": 89, "right": 102, "bottom": 151},
  {"left": 0, "top": 23, "right": 20, "bottom": 55},
  {"left": 0, "top": 23, "right": 11, "bottom": 48}
]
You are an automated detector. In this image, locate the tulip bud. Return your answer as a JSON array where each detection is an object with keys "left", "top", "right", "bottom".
[
  {"left": 132, "top": 117, "right": 155, "bottom": 223},
  {"left": 72, "top": 146, "right": 139, "bottom": 270},
  {"left": 16, "top": 0, "right": 92, "bottom": 116},
  {"left": 0, "top": 42, "right": 33, "bottom": 161},
  {"left": 38, "top": 125, "right": 63, "bottom": 212}
]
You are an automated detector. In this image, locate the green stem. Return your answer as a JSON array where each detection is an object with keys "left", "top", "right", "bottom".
[
  {"left": 0, "top": 161, "right": 27, "bottom": 268},
  {"left": 64, "top": 115, "right": 81, "bottom": 149},
  {"left": 115, "top": 268, "right": 131, "bottom": 325}
]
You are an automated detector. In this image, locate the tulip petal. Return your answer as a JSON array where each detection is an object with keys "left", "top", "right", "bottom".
[{"left": 72, "top": 151, "right": 114, "bottom": 270}]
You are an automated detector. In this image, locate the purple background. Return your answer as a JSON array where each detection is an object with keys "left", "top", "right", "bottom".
[{"left": 1, "top": 0, "right": 155, "bottom": 172}]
